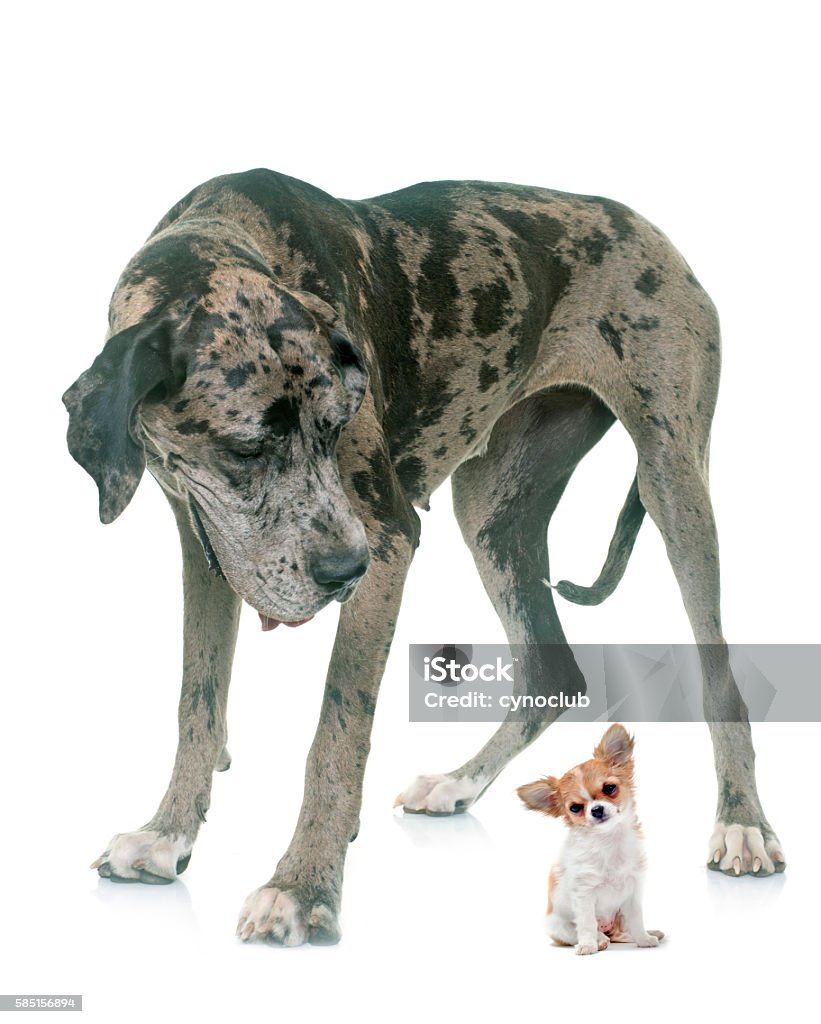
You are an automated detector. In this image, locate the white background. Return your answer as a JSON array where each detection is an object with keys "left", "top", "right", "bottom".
[{"left": 2, "top": 1, "right": 819, "bottom": 1020}]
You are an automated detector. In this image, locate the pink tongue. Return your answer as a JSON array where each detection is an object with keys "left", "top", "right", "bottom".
[{"left": 259, "top": 613, "right": 314, "bottom": 631}]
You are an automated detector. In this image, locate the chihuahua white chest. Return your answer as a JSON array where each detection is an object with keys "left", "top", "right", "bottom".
[{"left": 558, "top": 812, "right": 646, "bottom": 926}]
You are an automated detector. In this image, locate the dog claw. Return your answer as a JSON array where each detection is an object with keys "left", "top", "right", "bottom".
[
  {"left": 92, "top": 828, "right": 191, "bottom": 884},
  {"left": 395, "top": 772, "right": 486, "bottom": 815},
  {"left": 708, "top": 822, "right": 785, "bottom": 876},
  {"left": 237, "top": 885, "right": 339, "bottom": 946}
]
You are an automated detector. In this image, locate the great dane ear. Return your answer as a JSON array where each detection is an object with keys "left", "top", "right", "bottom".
[
  {"left": 62, "top": 316, "right": 181, "bottom": 524},
  {"left": 330, "top": 330, "right": 368, "bottom": 413}
]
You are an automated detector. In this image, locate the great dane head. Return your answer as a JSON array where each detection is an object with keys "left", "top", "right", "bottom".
[{"left": 63, "top": 226, "right": 370, "bottom": 626}]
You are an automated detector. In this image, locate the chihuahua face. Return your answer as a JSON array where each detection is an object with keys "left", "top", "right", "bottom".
[
  {"left": 517, "top": 724, "right": 663, "bottom": 955},
  {"left": 518, "top": 722, "right": 635, "bottom": 831}
]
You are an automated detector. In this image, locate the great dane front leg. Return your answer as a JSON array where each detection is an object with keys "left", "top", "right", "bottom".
[
  {"left": 93, "top": 496, "right": 241, "bottom": 883},
  {"left": 237, "top": 532, "right": 414, "bottom": 945}
]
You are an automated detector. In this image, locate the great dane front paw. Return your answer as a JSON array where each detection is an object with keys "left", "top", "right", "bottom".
[
  {"left": 91, "top": 829, "right": 192, "bottom": 883},
  {"left": 708, "top": 822, "right": 786, "bottom": 875},
  {"left": 394, "top": 773, "right": 486, "bottom": 815},
  {"left": 237, "top": 885, "right": 341, "bottom": 946}
]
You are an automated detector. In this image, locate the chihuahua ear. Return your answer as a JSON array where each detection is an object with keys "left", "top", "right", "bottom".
[
  {"left": 517, "top": 777, "right": 562, "bottom": 816},
  {"left": 594, "top": 723, "right": 634, "bottom": 766}
]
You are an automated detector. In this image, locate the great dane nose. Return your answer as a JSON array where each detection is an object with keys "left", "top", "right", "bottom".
[{"left": 310, "top": 546, "right": 370, "bottom": 593}]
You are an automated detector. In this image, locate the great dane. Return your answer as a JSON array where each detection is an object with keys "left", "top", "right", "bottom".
[{"left": 63, "top": 169, "right": 784, "bottom": 945}]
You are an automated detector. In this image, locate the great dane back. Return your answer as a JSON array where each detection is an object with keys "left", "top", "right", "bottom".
[{"left": 63, "top": 170, "right": 783, "bottom": 946}]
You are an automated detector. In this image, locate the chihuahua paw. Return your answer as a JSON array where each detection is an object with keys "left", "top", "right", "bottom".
[
  {"left": 708, "top": 822, "right": 786, "bottom": 876},
  {"left": 575, "top": 942, "right": 600, "bottom": 956},
  {"left": 394, "top": 773, "right": 487, "bottom": 815},
  {"left": 635, "top": 932, "right": 660, "bottom": 948},
  {"left": 91, "top": 829, "right": 192, "bottom": 883}
]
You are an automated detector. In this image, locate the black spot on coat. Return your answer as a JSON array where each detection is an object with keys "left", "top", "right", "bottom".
[
  {"left": 478, "top": 361, "right": 500, "bottom": 392},
  {"left": 598, "top": 317, "right": 625, "bottom": 360},
  {"left": 223, "top": 361, "right": 257, "bottom": 388},
  {"left": 470, "top": 279, "right": 512, "bottom": 337},
  {"left": 177, "top": 418, "right": 210, "bottom": 435},
  {"left": 580, "top": 228, "right": 613, "bottom": 265},
  {"left": 649, "top": 412, "right": 675, "bottom": 438},
  {"left": 635, "top": 267, "right": 662, "bottom": 296},
  {"left": 396, "top": 455, "right": 426, "bottom": 496}
]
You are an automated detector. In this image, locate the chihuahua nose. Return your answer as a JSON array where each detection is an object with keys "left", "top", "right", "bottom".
[
  {"left": 591, "top": 804, "right": 606, "bottom": 820},
  {"left": 310, "top": 546, "right": 370, "bottom": 593}
]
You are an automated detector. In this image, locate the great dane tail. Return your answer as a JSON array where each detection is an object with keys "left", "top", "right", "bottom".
[{"left": 552, "top": 474, "right": 646, "bottom": 605}]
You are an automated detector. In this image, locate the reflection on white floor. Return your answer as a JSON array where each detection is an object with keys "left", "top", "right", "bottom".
[{"left": 1, "top": 716, "right": 809, "bottom": 1021}]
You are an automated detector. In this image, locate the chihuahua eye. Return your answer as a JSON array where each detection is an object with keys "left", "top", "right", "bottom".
[
  {"left": 603, "top": 783, "right": 618, "bottom": 796},
  {"left": 569, "top": 803, "right": 584, "bottom": 814}
]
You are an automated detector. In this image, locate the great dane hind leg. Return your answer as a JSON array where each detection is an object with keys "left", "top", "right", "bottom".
[
  {"left": 92, "top": 495, "right": 241, "bottom": 883},
  {"left": 395, "top": 389, "right": 615, "bottom": 815},
  {"left": 238, "top": 440, "right": 419, "bottom": 945},
  {"left": 635, "top": 438, "right": 785, "bottom": 875}
]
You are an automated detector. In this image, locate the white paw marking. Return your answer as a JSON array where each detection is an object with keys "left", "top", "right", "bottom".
[
  {"left": 708, "top": 822, "right": 785, "bottom": 875},
  {"left": 575, "top": 942, "right": 599, "bottom": 956},
  {"left": 635, "top": 933, "right": 660, "bottom": 948},
  {"left": 91, "top": 829, "right": 191, "bottom": 882},
  {"left": 237, "top": 887, "right": 308, "bottom": 946},
  {"left": 394, "top": 773, "right": 487, "bottom": 814}
]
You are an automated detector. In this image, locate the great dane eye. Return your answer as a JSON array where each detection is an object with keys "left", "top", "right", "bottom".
[{"left": 227, "top": 447, "right": 265, "bottom": 462}]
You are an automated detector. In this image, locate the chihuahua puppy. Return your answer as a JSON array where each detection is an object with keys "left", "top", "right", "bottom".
[{"left": 517, "top": 724, "right": 663, "bottom": 955}]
